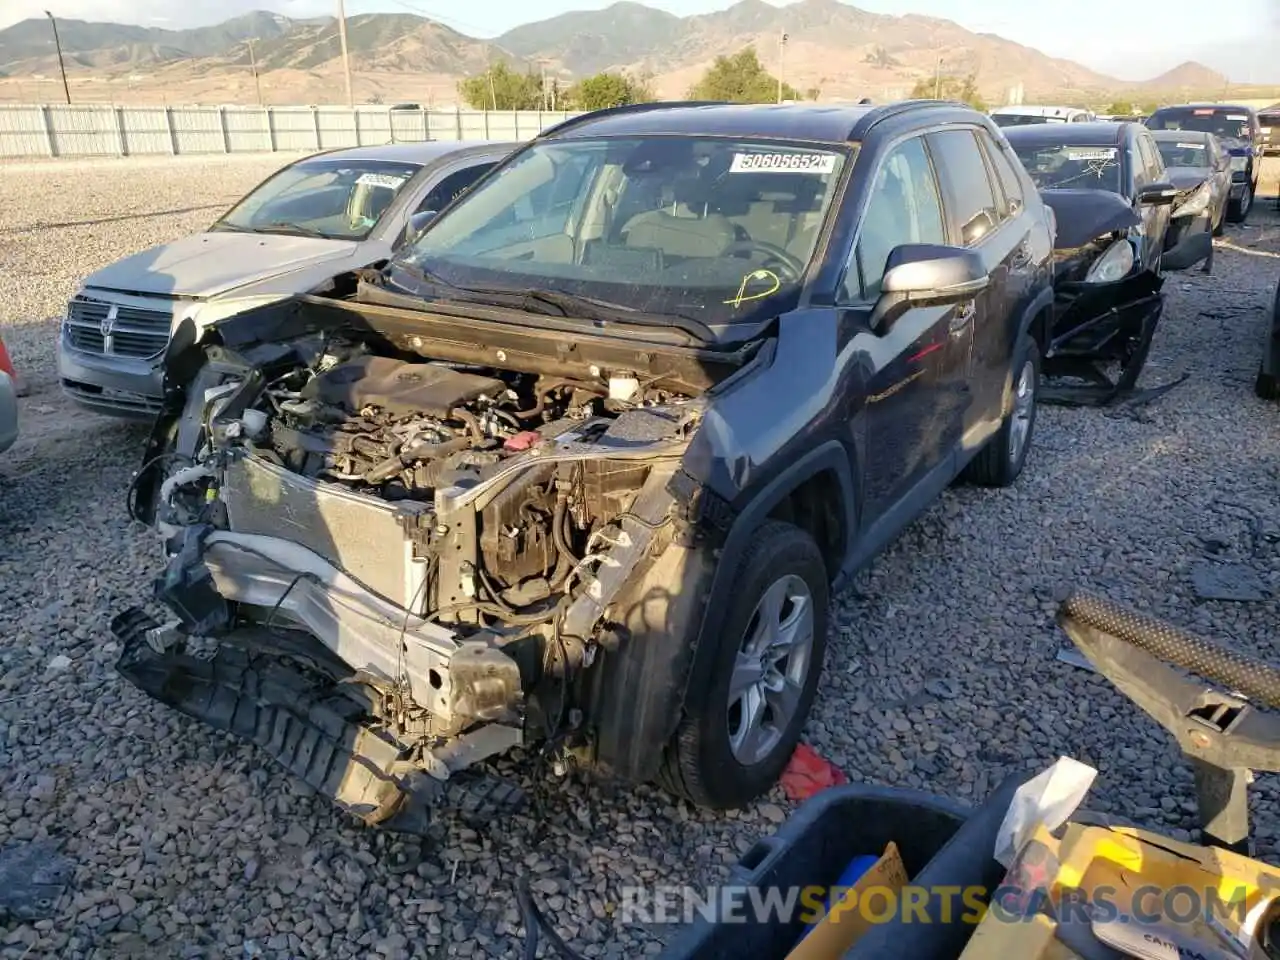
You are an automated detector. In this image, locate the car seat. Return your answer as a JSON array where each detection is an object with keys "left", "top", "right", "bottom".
[{"left": 620, "top": 177, "right": 737, "bottom": 259}]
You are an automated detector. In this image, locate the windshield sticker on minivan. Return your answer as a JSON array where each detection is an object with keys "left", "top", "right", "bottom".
[
  {"left": 1176, "top": 142, "right": 1205, "bottom": 149},
  {"left": 1227, "top": 114, "right": 1248, "bottom": 121},
  {"left": 356, "top": 173, "right": 408, "bottom": 189},
  {"left": 730, "top": 152, "right": 836, "bottom": 174},
  {"left": 1064, "top": 148, "right": 1118, "bottom": 161}
]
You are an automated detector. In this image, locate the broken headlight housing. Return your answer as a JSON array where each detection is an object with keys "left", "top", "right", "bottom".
[
  {"left": 1083, "top": 238, "right": 1135, "bottom": 284},
  {"left": 1172, "top": 181, "right": 1212, "bottom": 219}
]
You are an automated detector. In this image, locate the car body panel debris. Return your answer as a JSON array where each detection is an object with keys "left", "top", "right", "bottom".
[{"left": 0, "top": 841, "right": 75, "bottom": 921}]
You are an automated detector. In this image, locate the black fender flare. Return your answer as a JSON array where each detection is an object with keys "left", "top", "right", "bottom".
[
  {"left": 681, "top": 440, "right": 858, "bottom": 706},
  {"left": 1018, "top": 282, "right": 1056, "bottom": 352}
]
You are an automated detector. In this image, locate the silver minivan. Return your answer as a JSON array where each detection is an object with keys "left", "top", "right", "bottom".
[{"left": 58, "top": 139, "right": 516, "bottom": 419}]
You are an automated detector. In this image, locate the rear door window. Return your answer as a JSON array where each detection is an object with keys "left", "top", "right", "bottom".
[
  {"left": 977, "top": 131, "right": 1024, "bottom": 219},
  {"left": 925, "top": 129, "right": 1002, "bottom": 246}
]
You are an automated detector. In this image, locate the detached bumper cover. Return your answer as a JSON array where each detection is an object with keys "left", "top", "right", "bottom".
[{"left": 112, "top": 607, "right": 527, "bottom": 834}]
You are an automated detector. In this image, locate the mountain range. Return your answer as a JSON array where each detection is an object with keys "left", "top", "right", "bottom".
[{"left": 0, "top": 1, "right": 1269, "bottom": 106}]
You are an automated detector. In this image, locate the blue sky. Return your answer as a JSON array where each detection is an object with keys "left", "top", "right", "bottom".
[{"left": 5, "top": 0, "right": 1277, "bottom": 80}]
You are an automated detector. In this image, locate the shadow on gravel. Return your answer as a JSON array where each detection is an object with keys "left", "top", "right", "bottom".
[{"left": 0, "top": 202, "right": 232, "bottom": 235}]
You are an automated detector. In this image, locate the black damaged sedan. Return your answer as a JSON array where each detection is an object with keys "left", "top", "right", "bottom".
[{"left": 1003, "top": 121, "right": 1213, "bottom": 403}]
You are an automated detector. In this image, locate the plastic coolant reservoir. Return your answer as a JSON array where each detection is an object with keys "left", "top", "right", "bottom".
[{"left": 609, "top": 376, "right": 640, "bottom": 402}]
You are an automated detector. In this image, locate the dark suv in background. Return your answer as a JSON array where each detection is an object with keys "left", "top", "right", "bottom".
[
  {"left": 120, "top": 100, "right": 1058, "bottom": 828},
  {"left": 1145, "top": 103, "right": 1263, "bottom": 222}
]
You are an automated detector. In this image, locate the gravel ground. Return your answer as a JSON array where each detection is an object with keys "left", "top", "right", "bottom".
[{"left": 1, "top": 154, "right": 1280, "bottom": 959}]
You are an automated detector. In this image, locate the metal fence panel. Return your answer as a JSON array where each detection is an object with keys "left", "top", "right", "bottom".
[
  {"left": 388, "top": 108, "right": 428, "bottom": 144},
  {"left": 316, "top": 108, "right": 358, "bottom": 150},
  {"left": 223, "top": 108, "right": 272, "bottom": 153},
  {"left": 0, "top": 105, "right": 52, "bottom": 156},
  {"left": 356, "top": 108, "right": 392, "bottom": 145},
  {"left": 271, "top": 107, "right": 319, "bottom": 152},
  {"left": 119, "top": 107, "right": 172, "bottom": 155},
  {"left": 0, "top": 105, "right": 585, "bottom": 158},
  {"left": 426, "top": 111, "right": 461, "bottom": 141},
  {"left": 49, "top": 105, "right": 119, "bottom": 156},
  {"left": 171, "top": 106, "right": 225, "bottom": 154}
]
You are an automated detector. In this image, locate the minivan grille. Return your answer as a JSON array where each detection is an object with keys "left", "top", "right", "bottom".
[{"left": 64, "top": 297, "right": 172, "bottom": 359}]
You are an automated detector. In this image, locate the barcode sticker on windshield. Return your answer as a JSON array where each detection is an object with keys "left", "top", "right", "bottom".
[
  {"left": 356, "top": 173, "right": 408, "bottom": 189},
  {"left": 1064, "top": 148, "right": 1117, "bottom": 161},
  {"left": 1176, "top": 142, "right": 1204, "bottom": 149},
  {"left": 730, "top": 152, "right": 836, "bottom": 174},
  {"left": 1228, "top": 114, "right": 1248, "bottom": 121}
]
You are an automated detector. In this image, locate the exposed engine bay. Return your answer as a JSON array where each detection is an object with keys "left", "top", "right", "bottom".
[{"left": 113, "top": 305, "right": 727, "bottom": 833}]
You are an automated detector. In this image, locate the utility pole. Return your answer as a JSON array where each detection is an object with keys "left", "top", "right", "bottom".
[
  {"left": 336, "top": 0, "right": 354, "bottom": 108},
  {"left": 488, "top": 68, "right": 497, "bottom": 111},
  {"left": 44, "top": 11, "right": 71, "bottom": 105},
  {"left": 247, "top": 39, "right": 263, "bottom": 107},
  {"left": 540, "top": 61, "right": 547, "bottom": 110},
  {"left": 777, "top": 31, "right": 788, "bottom": 103},
  {"left": 933, "top": 56, "right": 944, "bottom": 99}
]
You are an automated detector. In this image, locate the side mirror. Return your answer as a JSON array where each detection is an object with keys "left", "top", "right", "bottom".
[
  {"left": 1137, "top": 182, "right": 1178, "bottom": 206},
  {"left": 871, "top": 244, "right": 990, "bottom": 333},
  {"left": 398, "top": 209, "right": 437, "bottom": 247}
]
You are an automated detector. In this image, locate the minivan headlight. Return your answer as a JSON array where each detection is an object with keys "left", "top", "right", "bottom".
[{"left": 1083, "top": 239, "right": 1135, "bottom": 284}]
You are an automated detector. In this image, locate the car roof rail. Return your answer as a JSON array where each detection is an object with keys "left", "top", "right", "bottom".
[
  {"left": 535, "top": 100, "right": 732, "bottom": 139},
  {"left": 854, "top": 98, "right": 974, "bottom": 138}
]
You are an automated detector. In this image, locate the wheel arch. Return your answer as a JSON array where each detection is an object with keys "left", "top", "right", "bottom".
[{"left": 582, "top": 441, "right": 857, "bottom": 785}]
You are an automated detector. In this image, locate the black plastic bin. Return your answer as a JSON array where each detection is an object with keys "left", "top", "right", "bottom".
[{"left": 658, "top": 772, "right": 1031, "bottom": 960}]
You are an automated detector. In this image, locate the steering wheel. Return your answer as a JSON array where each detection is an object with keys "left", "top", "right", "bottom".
[{"left": 722, "top": 240, "right": 806, "bottom": 279}]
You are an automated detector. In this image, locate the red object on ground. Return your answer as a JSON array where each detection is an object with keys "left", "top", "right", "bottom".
[
  {"left": 504, "top": 430, "right": 543, "bottom": 452},
  {"left": 0, "top": 333, "right": 14, "bottom": 378},
  {"left": 780, "top": 743, "right": 849, "bottom": 802}
]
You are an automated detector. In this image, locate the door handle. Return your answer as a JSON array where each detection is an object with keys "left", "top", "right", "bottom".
[{"left": 949, "top": 302, "right": 975, "bottom": 334}]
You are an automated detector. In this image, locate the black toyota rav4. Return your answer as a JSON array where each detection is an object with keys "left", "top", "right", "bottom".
[{"left": 118, "top": 100, "right": 1056, "bottom": 830}]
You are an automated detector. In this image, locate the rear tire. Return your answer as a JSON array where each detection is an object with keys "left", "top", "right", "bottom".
[
  {"left": 962, "top": 333, "right": 1040, "bottom": 488},
  {"left": 658, "top": 521, "right": 829, "bottom": 809}
]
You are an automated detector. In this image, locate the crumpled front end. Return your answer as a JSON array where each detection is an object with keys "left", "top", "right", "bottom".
[{"left": 117, "top": 301, "right": 707, "bottom": 831}]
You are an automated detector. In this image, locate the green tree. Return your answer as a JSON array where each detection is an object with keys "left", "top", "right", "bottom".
[
  {"left": 1107, "top": 99, "right": 1134, "bottom": 116},
  {"left": 566, "top": 71, "right": 653, "bottom": 111},
  {"left": 688, "top": 47, "right": 800, "bottom": 103},
  {"left": 458, "top": 62, "right": 543, "bottom": 111},
  {"left": 910, "top": 73, "right": 987, "bottom": 112}
]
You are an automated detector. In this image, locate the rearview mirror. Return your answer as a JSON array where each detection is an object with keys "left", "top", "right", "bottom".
[
  {"left": 871, "top": 244, "right": 990, "bottom": 333},
  {"left": 398, "top": 209, "right": 438, "bottom": 248},
  {"left": 1137, "top": 182, "right": 1178, "bottom": 206}
]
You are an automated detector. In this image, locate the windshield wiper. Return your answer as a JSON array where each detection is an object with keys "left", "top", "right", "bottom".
[
  {"left": 386, "top": 261, "right": 715, "bottom": 342},
  {"left": 249, "top": 221, "right": 334, "bottom": 239}
]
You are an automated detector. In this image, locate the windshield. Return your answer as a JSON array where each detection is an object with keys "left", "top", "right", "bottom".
[
  {"left": 1009, "top": 142, "right": 1123, "bottom": 192},
  {"left": 399, "top": 136, "right": 847, "bottom": 326},
  {"left": 993, "top": 114, "right": 1067, "bottom": 127},
  {"left": 1156, "top": 138, "right": 1210, "bottom": 168},
  {"left": 216, "top": 158, "right": 422, "bottom": 240},
  {"left": 1146, "top": 108, "right": 1252, "bottom": 142}
]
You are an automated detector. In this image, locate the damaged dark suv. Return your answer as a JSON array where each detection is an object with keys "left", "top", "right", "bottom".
[{"left": 117, "top": 100, "right": 1055, "bottom": 831}]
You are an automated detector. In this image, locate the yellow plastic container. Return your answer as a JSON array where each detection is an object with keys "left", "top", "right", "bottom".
[{"left": 961, "top": 822, "right": 1280, "bottom": 959}]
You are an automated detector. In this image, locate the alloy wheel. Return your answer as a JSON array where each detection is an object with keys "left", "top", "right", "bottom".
[{"left": 726, "top": 574, "right": 816, "bottom": 765}]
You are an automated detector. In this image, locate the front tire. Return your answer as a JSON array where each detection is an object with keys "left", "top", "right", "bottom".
[
  {"left": 658, "top": 520, "right": 829, "bottom": 809},
  {"left": 962, "top": 333, "right": 1040, "bottom": 488},
  {"left": 1228, "top": 178, "right": 1253, "bottom": 224}
]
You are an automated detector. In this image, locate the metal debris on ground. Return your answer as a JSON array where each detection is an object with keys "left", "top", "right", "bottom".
[
  {"left": 0, "top": 840, "right": 75, "bottom": 921},
  {"left": 1189, "top": 561, "right": 1270, "bottom": 602},
  {"left": 1055, "top": 648, "right": 1098, "bottom": 674}
]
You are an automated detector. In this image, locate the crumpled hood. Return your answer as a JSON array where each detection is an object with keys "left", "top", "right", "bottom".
[
  {"left": 1165, "top": 168, "right": 1210, "bottom": 192},
  {"left": 82, "top": 231, "right": 360, "bottom": 299},
  {"left": 1039, "top": 188, "right": 1140, "bottom": 251}
]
